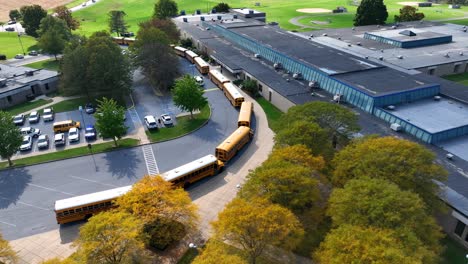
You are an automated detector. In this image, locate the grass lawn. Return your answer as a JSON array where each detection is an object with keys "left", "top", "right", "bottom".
[
  {"left": 256, "top": 97, "right": 283, "bottom": 132},
  {"left": 0, "top": 138, "right": 139, "bottom": 170},
  {"left": 25, "top": 59, "right": 60, "bottom": 71},
  {"left": 4, "top": 98, "right": 53, "bottom": 115},
  {"left": 146, "top": 104, "right": 210, "bottom": 142},
  {"left": 443, "top": 72, "right": 468, "bottom": 86},
  {"left": 72, "top": 0, "right": 468, "bottom": 35},
  {"left": 43, "top": 97, "right": 88, "bottom": 113},
  {"left": 442, "top": 19, "right": 468, "bottom": 25},
  {"left": 0, "top": 32, "right": 38, "bottom": 59},
  {"left": 441, "top": 236, "right": 468, "bottom": 264}
]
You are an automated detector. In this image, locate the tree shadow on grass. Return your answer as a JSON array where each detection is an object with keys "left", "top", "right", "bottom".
[{"left": 0, "top": 167, "right": 32, "bottom": 209}]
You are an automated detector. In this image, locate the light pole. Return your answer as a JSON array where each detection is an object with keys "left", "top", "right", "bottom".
[
  {"left": 15, "top": 24, "right": 25, "bottom": 55},
  {"left": 79, "top": 106, "right": 98, "bottom": 171}
]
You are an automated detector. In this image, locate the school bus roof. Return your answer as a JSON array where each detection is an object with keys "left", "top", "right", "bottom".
[
  {"left": 223, "top": 83, "right": 244, "bottom": 100},
  {"left": 185, "top": 50, "right": 198, "bottom": 58},
  {"left": 174, "top": 46, "right": 188, "bottom": 52},
  {"left": 209, "top": 70, "right": 230, "bottom": 83},
  {"left": 216, "top": 126, "right": 251, "bottom": 152},
  {"left": 194, "top": 57, "right": 209, "bottom": 67},
  {"left": 54, "top": 186, "right": 132, "bottom": 211},
  {"left": 53, "top": 120, "right": 75, "bottom": 125},
  {"left": 161, "top": 154, "right": 218, "bottom": 182}
]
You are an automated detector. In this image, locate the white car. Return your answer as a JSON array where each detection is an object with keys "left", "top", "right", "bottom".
[
  {"left": 20, "top": 136, "right": 32, "bottom": 151},
  {"left": 194, "top": 76, "right": 204, "bottom": 86},
  {"left": 144, "top": 115, "right": 158, "bottom": 130},
  {"left": 54, "top": 133, "right": 65, "bottom": 146},
  {"left": 13, "top": 114, "right": 25, "bottom": 125},
  {"left": 161, "top": 114, "right": 173, "bottom": 126},
  {"left": 43, "top": 108, "right": 54, "bottom": 121},
  {"left": 20, "top": 127, "right": 41, "bottom": 138},
  {"left": 68, "top": 127, "right": 80, "bottom": 143},
  {"left": 37, "top": 134, "right": 49, "bottom": 149},
  {"left": 28, "top": 111, "right": 40, "bottom": 123}
]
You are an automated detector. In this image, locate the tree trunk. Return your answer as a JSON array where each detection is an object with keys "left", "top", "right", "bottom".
[
  {"left": 190, "top": 110, "right": 193, "bottom": 119},
  {"left": 7, "top": 157, "right": 12, "bottom": 167},
  {"left": 113, "top": 137, "right": 118, "bottom": 147},
  {"left": 54, "top": 54, "right": 57, "bottom": 61}
]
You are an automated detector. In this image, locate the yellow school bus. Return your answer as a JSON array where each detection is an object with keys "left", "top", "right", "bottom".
[
  {"left": 54, "top": 186, "right": 132, "bottom": 224},
  {"left": 185, "top": 50, "right": 199, "bottom": 64},
  {"left": 161, "top": 154, "right": 224, "bottom": 188},
  {"left": 215, "top": 126, "right": 253, "bottom": 162},
  {"left": 238, "top": 101, "right": 253, "bottom": 127},
  {"left": 223, "top": 82, "right": 245, "bottom": 107},
  {"left": 174, "top": 46, "right": 188, "bottom": 56},
  {"left": 194, "top": 57, "right": 210, "bottom": 74},
  {"left": 208, "top": 69, "right": 230, "bottom": 89}
]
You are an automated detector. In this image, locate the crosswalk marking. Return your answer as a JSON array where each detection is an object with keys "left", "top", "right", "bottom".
[{"left": 142, "top": 145, "right": 159, "bottom": 176}]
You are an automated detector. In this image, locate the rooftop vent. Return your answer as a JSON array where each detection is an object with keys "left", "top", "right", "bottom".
[
  {"left": 387, "top": 105, "right": 396, "bottom": 110},
  {"left": 365, "top": 56, "right": 369, "bottom": 59},
  {"left": 434, "top": 95, "right": 441, "bottom": 101},
  {"left": 446, "top": 153, "right": 454, "bottom": 160},
  {"left": 348, "top": 44, "right": 352, "bottom": 47},
  {"left": 379, "top": 56, "right": 384, "bottom": 60},
  {"left": 254, "top": 53, "right": 260, "bottom": 58},
  {"left": 460, "top": 52, "right": 464, "bottom": 56},
  {"left": 0, "top": 78, "right": 6, "bottom": 87},
  {"left": 322, "top": 33, "right": 328, "bottom": 36},
  {"left": 25, "top": 70, "right": 34, "bottom": 76},
  {"left": 444, "top": 53, "right": 450, "bottom": 58},
  {"left": 273, "top": 63, "right": 282, "bottom": 69},
  {"left": 356, "top": 42, "right": 361, "bottom": 46},
  {"left": 397, "top": 55, "right": 403, "bottom": 59},
  {"left": 308, "top": 81, "right": 319, "bottom": 88},
  {"left": 399, "top": 30, "right": 416, "bottom": 36},
  {"left": 292, "top": 72, "right": 302, "bottom": 79}
]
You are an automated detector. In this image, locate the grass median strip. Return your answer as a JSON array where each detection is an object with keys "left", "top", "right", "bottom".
[
  {"left": 146, "top": 105, "right": 210, "bottom": 142},
  {"left": 5, "top": 98, "right": 53, "bottom": 116},
  {"left": 25, "top": 59, "right": 60, "bottom": 71},
  {"left": 0, "top": 138, "right": 139, "bottom": 170}
]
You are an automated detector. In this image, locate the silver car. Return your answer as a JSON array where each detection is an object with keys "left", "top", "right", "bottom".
[
  {"left": 20, "top": 136, "right": 32, "bottom": 151},
  {"left": 37, "top": 134, "right": 49, "bottom": 149},
  {"left": 43, "top": 108, "right": 54, "bottom": 122},
  {"left": 28, "top": 111, "right": 40, "bottom": 123}
]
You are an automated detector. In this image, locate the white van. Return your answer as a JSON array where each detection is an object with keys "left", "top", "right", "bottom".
[{"left": 390, "top": 123, "right": 402, "bottom": 132}]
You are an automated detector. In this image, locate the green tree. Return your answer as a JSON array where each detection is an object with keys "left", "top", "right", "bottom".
[
  {"left": 275, "top": 120, "right": 334, "bottom": 160},
  {"left": 54, "top": 6, "right": 80, "bottom": 30},
  {"left": 331, "top": 136, "right": 447, "bottom": 212},
  {"left": 353, "top": 0, "right": 388, "bottom": 26},
  {"left": 193, "top": 241, "right": 247, "bottom": 264},
  {"left": 212, "top": 198, "right": 304, "bottom": 264},
  {"left": 328, "top": 177, "right": 443, "bottom": 262},
  {"left": 395, "top": 6, "right": 425, "bottom": 22},
  {"left": 139, "top": 18, "right": 180, "bottom": 43},
  {"left": 0, "top": 111, "right": 23, "bottom": 167},
  {"left": 0, "top": 233, "right": 18, "bottom": 264},
  {"left": 108, "top": 10, "right": 128, "bottom": 36},
  {"left": 131, "top": 25, "right": 179, "bottom": 91},
  {"left": 74, "top": 211, "right": 145, "bottom": 264},
  {"left": 20, "top": 5, "right": 47, "bottom": 37},
  {"left": 213, "top": 3, "right": 231, "bottom": 13},
  {"left": 173, "top": 75, "right": 208, "bottom": 119},
  {"left": 154, "top": 0, "right": 178, "bottom": 19},
  {"left": 314, "top": 225, "right": 426, "bottom": 264},
  {"left": 38, "top": 16, "right": 70, "bottom": 60},
  {"left": 279, "top": 101, "right": 359, "bottom": 148},
  {"left": 60, "top": 43, "right": 88, "bottom": 97},
  {"left": 9, "top": 9, "right": 21, "bottom": 21},
  {"left": 116, "top": 176, "right": 198, "bottom": 249},
  {"left": 240, "top": 79, "right": 259, "bottom": 97},
  {"left": 94, "top": 98, "right": 127, "bottom": 147}
]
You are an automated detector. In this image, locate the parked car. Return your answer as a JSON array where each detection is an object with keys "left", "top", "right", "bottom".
[
  {"left": 5, "top": 27, "right": 14, "bottom": 32},
  {"left": 144, "top": 115, "right": 158, "bottom": 130},
  {"left": 28, "top": 111, "right": 40, "bottom": 123},
  {"left": 194, "top": 76, "right": 204, "bottom": 86},
  {"left": 14, "top": 54, "right": 24, "bottom": 59},
  {"left": 82, "top": 2, "right": 87, "bottom": 7},
  {"left": 20, "top": 136, "right": 32, "bottom": 151},
  {"left": 43, "top": 108, "right": 54, "bottom": 121},
  {"left": 161, "top": 114, "right": 173, "bottom": 126},
  {"left": 85, "top": 125, "right": 97, "bottom": 141},
  {"left": 20, "top": 127, "right": 41, "bottom": 138},
  {"left": 7, "top": 20, "right": 16, "bottom": 25},
  {"left": 37, "top": 134, "right": 49, "bottom": 149},
  {"left": 85, "top": 103, "right": 95, "bottom": 114},
  {"left": 13, "top": 114, "right": 25, "bottom": 125},
  {"left": 54, "top": 133, "right": 65, "bottom": 146},
  {"left": 28, "top": 50, "right": 38, "bottom": 56},
  {"left": 68, "top": 127, "right": 80, "bottom": 143}
]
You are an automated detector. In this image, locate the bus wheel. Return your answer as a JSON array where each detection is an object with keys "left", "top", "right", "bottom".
[
  {"left": 184, "top": 182, "right": 190, "bottom": 189},
  {"left": 85, "top": 214, "right": 92, "bottom": 220}
]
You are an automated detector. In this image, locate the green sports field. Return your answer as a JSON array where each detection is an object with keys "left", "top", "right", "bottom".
[
  {"left": 73, "top": 0, "right": 468, "bottom": 35},
  {"left": 0, "top": 32, "right": 38, "bottom": 59}
]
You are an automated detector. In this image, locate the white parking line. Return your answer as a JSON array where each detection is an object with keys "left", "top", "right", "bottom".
[
  {"left": 68, "top": 175, "right": 119, "bottom": 188},
  {"left": 142, "top": 145, "right": 159, "bottom": 175},
  {"left": 0, "top": 220, "right": 16, "bottom": 227},
  {"left": 0, "top": 196, "right": 50, "bottom": 211},
  {"left": 27, "top": 183, "right": 74, "bottom": 196}
]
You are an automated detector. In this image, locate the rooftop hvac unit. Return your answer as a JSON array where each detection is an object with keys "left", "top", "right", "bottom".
[
  {"left": 379, "top": 56, "right": 384, "bottom": 61},
  {"left": 391, "top": 25, "right": 397, "bottom": 29},
  {"left": 183, "top": 17, "right": 188, "bottom": 22},
  {"left": 356, "top": 42, "right": 361, "bottom": 46},
  {"left": 0, "top": 78, "right": 6, "bottom": 87},
  {"left": 397, "top": 55, "right": 403, "bottom": 59},
  {"left": 322, "top": 33, "right": 328, "bottom": 36},
  {"left": 348, "top": 44, "right": 352, "bottom": 47},
  {"left": 333, "top": 94, "right": 342, "bottom": 102},
  {"left": 200, "top": 16, "right": 205, "bottom": 21},
  {"left": 446, "top": 153, "right": 454, "bottom": 160},
  {"left": 460, "top": 52, "right": 464, "bottom": 56},
  {"left": 434, "top": 95, "right": 441, "bottom": 101},
  {"left": 273, "top": 63, "right": 282, "bottom": 69},
  {"left": 308, "top": 81, "right": 319, "bottom": 88},
  {"left": 25, "top": 70, "right": 34, "bottom": 76},
  {"left": 254, "top": 53, "right": 260, "bottom": 58},
  {"left": 387, "top": 105, "right": 396, "bottom": 110},
  {"left": 292, "top": 72, "right": 302, "bottom": 79},
  {"left": 365, "top": 56, "right": 369, "bottom": 59},
  {"left": 196, "top": 9, "right": 201, "bottom": 15}
]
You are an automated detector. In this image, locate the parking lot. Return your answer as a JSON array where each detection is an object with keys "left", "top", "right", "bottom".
[{"left": 11, "top": 108, "right": 136, "bottom": 158}]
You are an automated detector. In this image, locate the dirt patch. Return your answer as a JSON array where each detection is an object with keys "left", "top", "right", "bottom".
[
  {"left": 397, "top": 1, "right": 440, "bottom": 6},
  {"left": 0, "top": 0, "right": 75, "bottom": 22},
  {"left": 297, "top": 8, "right": 332, "bottom": 14}
]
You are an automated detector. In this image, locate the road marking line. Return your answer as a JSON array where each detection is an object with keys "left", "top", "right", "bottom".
[
  {"left": 27, "top": 183, "right": 74, "bottom": 196},
  {"left": 204, "top": 88, "right": 219, "bottom": 92},
  {"left": 0, "top": 196, "right": 50, "bottom": 211},
  {"left": 68, "top": 176, "right": 119, "bottom": 188},
  {"left": 142, "top": 145, "right": 159, "bottom": 175},
  {"left": 0, "top": 220, "right": 16, "bottom": 227}
]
